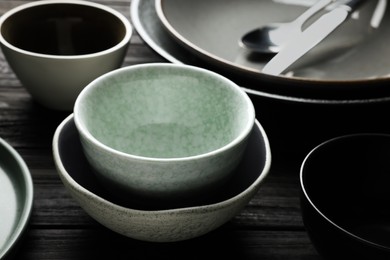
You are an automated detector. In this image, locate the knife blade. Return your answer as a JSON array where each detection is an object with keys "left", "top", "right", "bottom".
[{"left": 262, "top": 0, "right": 365, "bottom": 76}]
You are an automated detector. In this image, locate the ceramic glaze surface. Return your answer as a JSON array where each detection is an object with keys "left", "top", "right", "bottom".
[
  {"left": 74, "top": 63, "right": 255, "bottom": 204},
  {"left": 53, "top": 114, "right": 271, "bottom": 242},
  {"left": 80, "top": 66, "right": 249, "bottom": 158},
  {"left": 0, "top": 138, "right": 33, "bottom": 259}
]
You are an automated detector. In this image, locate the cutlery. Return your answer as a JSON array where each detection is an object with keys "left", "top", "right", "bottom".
[
  {"left": 262, "top": 0, "right": 366, "bottom": 75},
  {"left": 240, "top": 0, "right": 333, "bottom": 54}
]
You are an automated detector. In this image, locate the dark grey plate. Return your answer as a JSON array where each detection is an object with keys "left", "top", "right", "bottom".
[
  {"left": 0, "top": 138, "right": 33, "bottom": 259},
  {"left": 156, "top": 0, "right": 386, "bottom": 81},
  {"left": 131, "top": 0, "right": 390, "bottom": 100}
]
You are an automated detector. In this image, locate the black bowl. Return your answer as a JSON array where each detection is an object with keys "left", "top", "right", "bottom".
[{"left": 300, "top": 134, "right": 390, "bottom": 259}]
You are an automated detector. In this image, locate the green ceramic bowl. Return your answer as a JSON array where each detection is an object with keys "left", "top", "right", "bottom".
[{"left": 74, "top": 63, "right": 255, "bottom": 206}]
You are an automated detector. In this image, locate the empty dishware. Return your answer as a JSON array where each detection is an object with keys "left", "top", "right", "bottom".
[
  {"left": 155, "top": 0, "right": 382, "bottom": 100},
  {"left": 74, "top": 63, "right": 256, "bottom": 206},
  {"left": 53, "top": 114, "right": 271, "bottom": 242},
  {"left": 0, "top": 0, "right": 132, "bottom": 110},
  {"left": 300, "top": 133, "right": 390, "bottom": 259}
]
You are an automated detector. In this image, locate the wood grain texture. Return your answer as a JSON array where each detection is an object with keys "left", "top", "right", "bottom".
[{"left": 14, "top": 229, "right": 322, "bottom": 260}]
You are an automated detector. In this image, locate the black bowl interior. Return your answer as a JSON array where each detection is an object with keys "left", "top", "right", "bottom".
[
  {"left": 301, "top": 134, "right": 390, "bottom": 256},
  {"left": 1, "top": 3, "right": 126, "bottom": 55},
  {"left": 57, "top": 117, "right": 268, "bottom": 210}
]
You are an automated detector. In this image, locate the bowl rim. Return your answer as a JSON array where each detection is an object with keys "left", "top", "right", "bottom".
[
  {"left": 74, "top": 63, "right": 256, "bottom": 162},
  {"left": 300, "top": 133, "right": 390, "bottom": 251},
  {"left": 53, "top": 114, "right": 271, "bottom": 213},
  {"left": 0, "top": 0, "right": 132, "bottom": 59}
]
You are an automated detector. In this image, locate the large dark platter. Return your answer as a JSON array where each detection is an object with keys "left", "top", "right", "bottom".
[
  {"left": 155, "top": 0, "right": 390, "bottom": 100},
  {"left": 131, "top": 0, "right": 390, "bottom": 168}
]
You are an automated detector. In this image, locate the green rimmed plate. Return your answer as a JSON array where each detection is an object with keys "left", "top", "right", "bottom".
[{"left": 0, "top": 138, "right": 33, "bottom": 259}]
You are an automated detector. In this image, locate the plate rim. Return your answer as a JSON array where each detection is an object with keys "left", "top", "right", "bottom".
[
  {"left": 130, "top": 0, "right": 185, "bottom": 64},
  {"left": 0, "top": 138, "right": 33, "bottom": 259}
]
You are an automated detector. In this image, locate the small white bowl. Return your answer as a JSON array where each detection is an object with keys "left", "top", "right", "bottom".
[
  {"left": 53, "top": 114, "right": 271, "bottom": 242},
  {"left": 74, "top": 63, "right": 256, "bottom": 205}
]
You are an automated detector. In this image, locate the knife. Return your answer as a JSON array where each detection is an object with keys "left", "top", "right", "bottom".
[{"left": 262, "top": 0, "right": 366, "bottom": 76}]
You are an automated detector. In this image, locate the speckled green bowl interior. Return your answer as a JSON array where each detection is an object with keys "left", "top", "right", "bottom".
[{"left": 76, "top": 65, "right": 253, "bottom": 158}]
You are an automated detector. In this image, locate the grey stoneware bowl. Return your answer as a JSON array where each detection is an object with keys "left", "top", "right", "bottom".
[
  {"left": 300, "top": 133, "right": 390, "bottom": 259},
  {"left": 53, "top": 114, "right": 271, "bottom": 242},
  {"left": 0, "top": 0, "right": 132, "bottom": 111},
  {"left": 73, "top": 63, "right": 256, "bottom": 206}
]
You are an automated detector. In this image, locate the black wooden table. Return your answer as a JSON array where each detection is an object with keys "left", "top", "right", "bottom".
[{"left": 5, "top": 0, "right": 388, "bottom": 259}]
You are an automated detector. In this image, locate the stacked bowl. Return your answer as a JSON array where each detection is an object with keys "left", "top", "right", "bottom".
[{"left": 53, "top": 63, "right": 272, "bottom": 242}]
